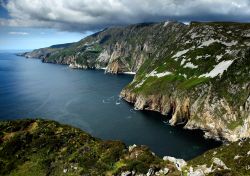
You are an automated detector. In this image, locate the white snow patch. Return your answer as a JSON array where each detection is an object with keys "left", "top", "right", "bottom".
[
  {"left": 184, "top": 62, "right": 198, "bottom": 69},
  {"left": 247, "top": 151, "right": 250, "bottom": 155},
  {"left": 199, "top": 60, "right": 234, "bottom": 78}
]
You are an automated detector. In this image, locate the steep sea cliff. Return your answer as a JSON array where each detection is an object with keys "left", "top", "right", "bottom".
[{"left": 21, "top": 21, "right": 250, "bottom": 142}]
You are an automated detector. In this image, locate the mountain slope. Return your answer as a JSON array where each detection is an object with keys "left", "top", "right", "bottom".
[{"left": 22, "top": 21, "right": 250, "bottom": 141}]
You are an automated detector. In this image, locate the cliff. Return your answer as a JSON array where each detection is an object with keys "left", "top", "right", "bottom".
[
  {"left": 0, "top": 119, "right": 180, "bottom": 176},
  {"left": 1, "top": 119, "right": 250, "bottom": 176},
  {"left": 21, "top": 21, "right": 250, "bottom": 142}
]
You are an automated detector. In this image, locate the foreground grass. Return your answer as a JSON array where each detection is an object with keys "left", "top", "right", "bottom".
[{"left": 0, "top": 119, "right": 179, "bottom": 176}]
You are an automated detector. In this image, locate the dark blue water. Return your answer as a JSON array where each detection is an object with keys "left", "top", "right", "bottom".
[{"left": 0, "top": 52, "right": 220, "bottom": 160}]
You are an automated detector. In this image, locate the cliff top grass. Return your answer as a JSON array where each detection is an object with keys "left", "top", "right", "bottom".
[
  {"left": 187, "top": 138, "right": 250, "bottom": 176},
  {"left": 0, "top": 119, "right": 180, "bottom": 176}
]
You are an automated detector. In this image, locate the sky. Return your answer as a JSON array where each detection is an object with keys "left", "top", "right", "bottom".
[{"left": 1, "top": 0, "right": 250, "bottom": 50}]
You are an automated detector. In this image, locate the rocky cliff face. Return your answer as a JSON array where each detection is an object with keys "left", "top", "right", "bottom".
[{"left": 22, "top": 21, "right": 250, "bottom": 142}]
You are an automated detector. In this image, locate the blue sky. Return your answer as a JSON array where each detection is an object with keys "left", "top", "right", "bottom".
[
  {"left": 0, "top": 26, "right": 89, "bottom": 50},
  {"left": 1, "top": 0, "right": 250, "bottom": 50}
]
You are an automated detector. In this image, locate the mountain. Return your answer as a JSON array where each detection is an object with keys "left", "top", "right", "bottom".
[
  {"left": 1, "top": 119, "right": 250, "bottom": 176},
  {"left": 21, "top": 21, "right": 250, "bottom": 142}
]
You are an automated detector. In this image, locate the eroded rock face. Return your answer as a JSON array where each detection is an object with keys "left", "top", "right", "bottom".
[{"left": 121, "top": 79, "right": 250, "bottom": 142}]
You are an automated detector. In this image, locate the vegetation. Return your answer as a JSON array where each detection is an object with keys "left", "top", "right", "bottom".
[
  {"left": 187, "top": 138, "right": 250, "bottom": 176},
  {"left": 0, "top": 119, "right": 179, "bottom": 176}
]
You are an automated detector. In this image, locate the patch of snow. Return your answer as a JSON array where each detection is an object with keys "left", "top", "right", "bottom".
[
  {"left": 248, "top": 151, "right": 250, "bottom": 155},
  {"left": 184, "top": 62, "right": 198, "bottom": 69},
  {"left": 199, "top": 60, "right": 234, "bottom": 78}
]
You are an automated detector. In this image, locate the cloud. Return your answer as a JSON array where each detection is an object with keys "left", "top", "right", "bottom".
[
  {"left": 8, "top": 31, "right": 29, "bottom": 35},
  {"left": 1, "top": 0, "right": 250, "bottom": 32}
]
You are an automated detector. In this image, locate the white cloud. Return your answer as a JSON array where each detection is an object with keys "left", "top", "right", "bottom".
[
  {"left": 8, "top": 31, "right": 29, "bottom": 35},
  {"left": 1, "top": 0, "right": 250, "bottom": 32}
]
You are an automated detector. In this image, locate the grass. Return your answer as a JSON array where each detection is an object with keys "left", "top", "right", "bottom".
[
  {"left": 0, "top": 119, "right": 179, "bottom": 176},
  {"left": 187, "top": 138, "right": 250, "bottom": 176}
]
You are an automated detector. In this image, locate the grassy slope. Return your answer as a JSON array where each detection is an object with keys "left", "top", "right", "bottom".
[
  {"left": 0, "top": 119, "right": 180, "bottom": 176},
  {"left": 187, "top": 139, "right": 250, "bottom": 176}
]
